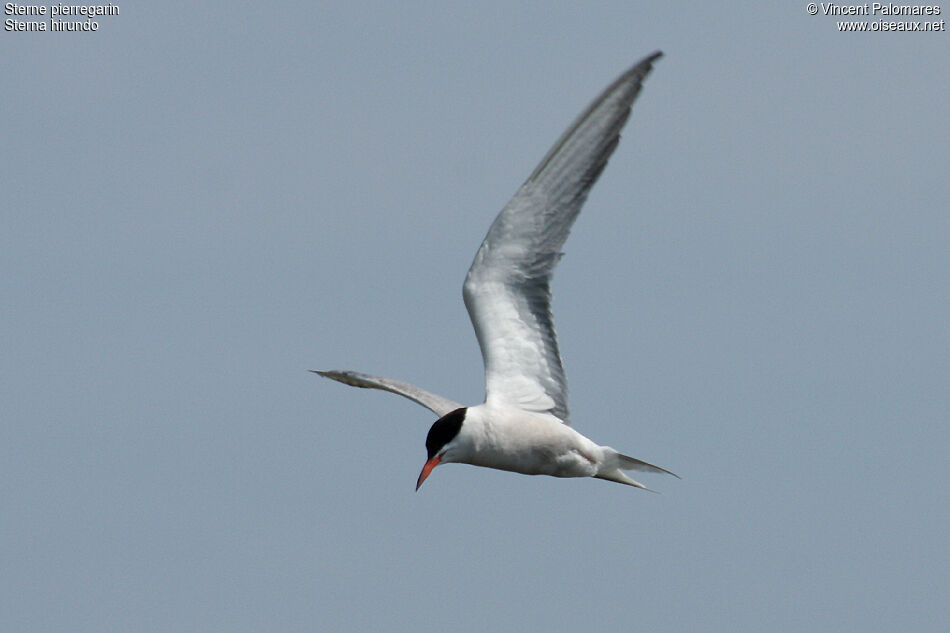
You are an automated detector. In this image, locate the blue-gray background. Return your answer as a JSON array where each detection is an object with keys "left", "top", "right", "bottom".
[{"left": 3, "top": 3, "right": 948, "bottom": 631}]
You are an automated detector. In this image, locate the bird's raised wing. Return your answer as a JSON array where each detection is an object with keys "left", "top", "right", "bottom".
[
  {"left": 462, "top": 52, "right": 661, "bottom": 423},
  {"left": 312, "top": 370, "right": 462, "bottom": 417}
]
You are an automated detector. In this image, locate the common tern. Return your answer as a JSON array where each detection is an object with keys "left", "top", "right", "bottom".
[{"left": 315, "top": 51, "right": 677, "bottom": 491}]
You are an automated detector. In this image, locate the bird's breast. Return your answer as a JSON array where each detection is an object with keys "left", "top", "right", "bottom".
[{"left": 460, "top": 407, "right": 602, "bottom": 478}]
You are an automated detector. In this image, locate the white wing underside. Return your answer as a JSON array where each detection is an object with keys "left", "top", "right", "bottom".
[
  {"left": 463, "top": 52, "right": 661, "bottom": 423},
  {"left": 315, "top": 53, "right": 661, "bottom": 425}
]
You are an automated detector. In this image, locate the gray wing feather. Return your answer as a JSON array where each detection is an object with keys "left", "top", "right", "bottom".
[
  {"left": 312, "top": 370, "right": 461, "bottom": 417},
  {"left": 463, "top": 52, "right": 662, "bottom": 422}
]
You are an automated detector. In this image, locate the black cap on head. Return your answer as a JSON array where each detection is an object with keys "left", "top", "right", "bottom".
[{"left": 425, "top": 408, "right": 465, "bottom": 459}]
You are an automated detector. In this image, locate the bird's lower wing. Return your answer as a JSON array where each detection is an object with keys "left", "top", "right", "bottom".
[{"left": 312, "top": 369, "right": 462, "bottom": 417}]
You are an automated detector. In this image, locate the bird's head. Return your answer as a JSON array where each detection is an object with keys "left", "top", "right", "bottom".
[{"left": 416, "top": 407, "right": 467, "bottom": 490}]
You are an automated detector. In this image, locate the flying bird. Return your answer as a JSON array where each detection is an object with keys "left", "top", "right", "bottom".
[{"left": 315, "top": 52, "right": 677, "bottom": 491}]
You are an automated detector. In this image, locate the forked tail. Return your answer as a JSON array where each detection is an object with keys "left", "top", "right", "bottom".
[
  {"left": 594, "top": 449, "right": 679, "bottom": 491},
  {"left": 617, "top": 452, "right": 679, "bottom": 478}
]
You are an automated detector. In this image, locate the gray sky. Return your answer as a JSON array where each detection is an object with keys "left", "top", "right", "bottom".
[{"left": 3, "top": 2, "right": 948, "bottom": 632}]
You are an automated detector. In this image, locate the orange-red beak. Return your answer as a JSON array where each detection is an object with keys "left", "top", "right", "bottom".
[{"left": 416, "top": 454, "right": 441, "bottom": 491}]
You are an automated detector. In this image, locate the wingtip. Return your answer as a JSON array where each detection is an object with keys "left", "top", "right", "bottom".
[
  {"left": 635, "top": 50, "right": 663, "bottom": 69},
  {"left": 619, "top": 51, "right": 663, "bottom": 84},
  {"left": 641, "top": 51, "right": 663, "bottom": 72}
]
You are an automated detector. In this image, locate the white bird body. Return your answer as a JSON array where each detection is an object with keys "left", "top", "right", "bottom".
[
  {"left": 315, "top": 52, "right": 677, "bottom": 491},
  {"left": 445, "top": 404, "right": 602, "bottom": 478}
]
